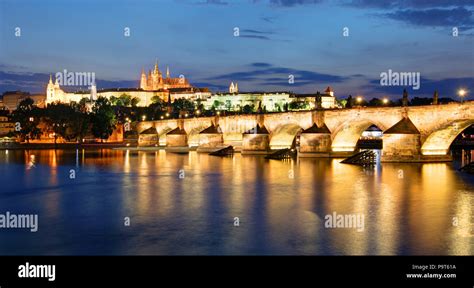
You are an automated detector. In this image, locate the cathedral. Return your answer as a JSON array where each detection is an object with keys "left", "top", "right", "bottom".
[{"left": 140, "top": 61, "right": 191, "bottom": 91}]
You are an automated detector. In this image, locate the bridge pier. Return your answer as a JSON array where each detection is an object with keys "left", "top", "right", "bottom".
[
  {"left": 242, "top": 114, "right": 270, "bottom": 154},
  {"left": 197, "top": 117, "right": 225, "bottom": 153},
  {"left": 166, "top": 119, "right": 188, "bottom": 149},
  {"left": 381, "top": 117, "right": 422, "bottom": 162},
  {"left": 299, "top": 123, "right": 332, "bottom": 157},
  {"left": 299, "top": 110, "right": 333, "bottom": 157}
]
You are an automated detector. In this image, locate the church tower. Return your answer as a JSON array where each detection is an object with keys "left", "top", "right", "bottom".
[
  {"left": 90, "top": 80, "right": 97, "bottom": 101},
  {"left": 140, "top": 68, "right": 147, "bottom": 90},
  {"left": 152, "top": 60, "right": 160, "bottom": 90},
  {"left": 229, "top": 82, "right": 238, "bottom": 93},
  {"left": 46, "top": 74, "right": 55, "bottom": 105},
  {"left": 147, "top": 70, "right": 152, "bottom": 89}
]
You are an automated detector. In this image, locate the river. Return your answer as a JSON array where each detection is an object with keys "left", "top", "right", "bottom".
[{"left": 0, "top": 149, "right": 472, "bottom": 255}]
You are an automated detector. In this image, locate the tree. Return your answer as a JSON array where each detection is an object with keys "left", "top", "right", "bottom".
[
  {"left": 119, "top": 93, "right": 132, "bottom": 107},
  {"left": 274, "top": 103, "right": 281, "bottom": 112},
  {"left": 69, "top": 101, "right": 91, "bottom": 142},
  {"left": 339, "top": 99, "right": 347, "bottom": 108},
  {"left": 151, "top": 96, "right": 162, "bottom": 104},
  {"left": 109, "top": 96, "right": 119, "bottom": 106},
  {"left": 131, "top": 97, "right": 140, "bottom": 107},
  {"left": 242, "top": 104, "right": 254, "bottom": 114},
  {"left": 11, "top": 98, "right": 42, "bottom": 143},
  {"left": 44, "top": 102, "right": 74, "bottom": 143},
  {"left": 410, "top": 97, "right": 433, "bottom": 106},
  {"left": 148, "top": 100, "right": 164, "bottom": 119},
  {"left": 196, "top": 103, "right": 204, "bottom": 114},
  {"left": 172, "top": 98, "right": 194, "bottom": 113},
  {"left": 225, "top": 100, "right": 232, "bottom": 111},
  {"left": 212, "top": 100, "right": 223, "bottom": 110},
  {"left": 289, "top": 100, "right": 306, "bottom": 110},
  {"left": 91, "top": 97, "right": 117, "bottom": 142},
  {"left": 346, "top": 95, "right": 353, "bottom": 108},
  {"left": 368, "top": 98, "right": 382, "bottom": 107}
]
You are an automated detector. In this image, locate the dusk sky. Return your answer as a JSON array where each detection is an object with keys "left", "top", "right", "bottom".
[{"left": 0, "top": 0, "right": 473, "bottom": 100}]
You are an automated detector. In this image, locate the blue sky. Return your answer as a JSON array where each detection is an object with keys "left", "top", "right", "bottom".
[{"left": 0, "top": 0, "right": 473, "bottom": 100}]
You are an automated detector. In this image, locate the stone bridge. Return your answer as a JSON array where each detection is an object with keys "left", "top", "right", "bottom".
[{"left": 136, "top": 101, "right": 474, "bottom": 162}]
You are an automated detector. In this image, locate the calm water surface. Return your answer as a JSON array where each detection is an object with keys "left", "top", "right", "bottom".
[{"left": 0, "top": 149, "right": 472, "bottom": 255}]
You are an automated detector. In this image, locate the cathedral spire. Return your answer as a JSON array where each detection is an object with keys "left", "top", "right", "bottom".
[
  {"left": 154, "top": 59, "right": 159, "bottom": 73},
  {"left": 48, "top": 74, "right": 53, "bottom": 84},
  {"left": 166, "top": 66, "right": 170, "bottom": 78}
]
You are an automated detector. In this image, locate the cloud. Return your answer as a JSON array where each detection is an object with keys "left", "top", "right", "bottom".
[
  {"left": 383, "top": 7, "right": 474, "bottom": 28},
  {"left": 238, "top": 28, "right": 283, "bottom": 41},
  {"left": 193, "top": 0, "right": 228, "bottom": 5},
  {"left": 241, "top": 29, "right": 274, "bottom": 34},
  {"left": 346, "top": 0, "right": 474, "bottom": 9},
  {"left": 366, "top": 76, "right": 474, "bottom": 99},
  {"left": 261, "top": 16, "right": 276, "bottom": 23},
  {"left": 343, "top": 1, "right": 474, "bottom": 29},
  {"left": 268, "top": 0, "right": 323, "bottom": 7},
  {"left": 0, "top": 71, "right": 49, "bottom": 94},
  {"left": 250, "top": 62, "right": 273, "bottom": 67},
  {"left": 192, "top": 82, "right": 228, "bottom": 91},
  {"left": 240, "top": 35, "right": 272, "bottom": 40},
  {"left": 0, "top": 71, "right": 137, "bottom": 94},
  {"left": 207, "top": 63, "right": 349, "bottom": 90}
]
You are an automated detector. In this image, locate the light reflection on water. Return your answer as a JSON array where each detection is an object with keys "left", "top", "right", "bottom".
[{"left": 0, "top": 149, "right": 472, "bottom": 255}]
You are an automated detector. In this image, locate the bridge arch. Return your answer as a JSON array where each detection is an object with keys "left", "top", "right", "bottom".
[
  {"left": 331, "top": 119, "right": 389, "bottom": 152},
  {"left": 187, "top": 125, "right": 209, "bottom": 147},
  {"left": 421, "top": 119, "right": 474, "bottom": 155},
  {"left": 269, "top": 123, "right": 302, "bottom": 149},
  {"left": 157, "top": 126, "right": 173, "bottom": 146}
]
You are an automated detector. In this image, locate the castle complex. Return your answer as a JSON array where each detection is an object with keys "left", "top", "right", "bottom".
[
  {"left": 41, "top": 59, "right": 337, "bottom": 111},
  {"left": 45, "top": 61, "right": 207, "bottom": 107},
  {"left": 140, "top": 61, "right": 191, "bottom": 90}
]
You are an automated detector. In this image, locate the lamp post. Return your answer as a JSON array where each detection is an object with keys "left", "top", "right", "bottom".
[
  {"left": 356, "top": 96, "right": 363, "bottom": 107},
  {"left": 458, "top": 89, "right": 467, "bottom": 104},
  {"left": 382, "top": 98, "right": 389, "bottom": 105}
]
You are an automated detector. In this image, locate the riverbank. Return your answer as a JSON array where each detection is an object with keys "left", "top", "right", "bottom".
[{"left": 0, "top": 142, "right": 126, "bottom": 150}]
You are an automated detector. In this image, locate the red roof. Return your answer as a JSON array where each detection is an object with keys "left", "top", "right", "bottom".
[{"left": 325, "top": 86, "right": 333, "bottom": 93}]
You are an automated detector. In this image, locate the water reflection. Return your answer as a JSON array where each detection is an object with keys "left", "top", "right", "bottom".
[{"left": 0, "top": 149, "right": 472, "bottom": 255}]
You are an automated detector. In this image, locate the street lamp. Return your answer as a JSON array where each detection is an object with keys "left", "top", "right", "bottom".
[
  {"left": 141, "top": 115, "right": 146, "bottom": 121},
  {"left": 160, "top": 116, "right": 164, "bottom": 120},
  {"left": 196, "top": 109, "right": 201, "bottom": 116},
  {"left": 458, "top": 89, "right": 467, "bottom": 103},
  {"left": 165, "top": 112, "right": 170, "bottom": 118},
  {"left": 382, "top": 98, "right": 389, "bottom": 105},
  {"left": 356, "top": 96, "right": 363, "bottom": 106}
]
